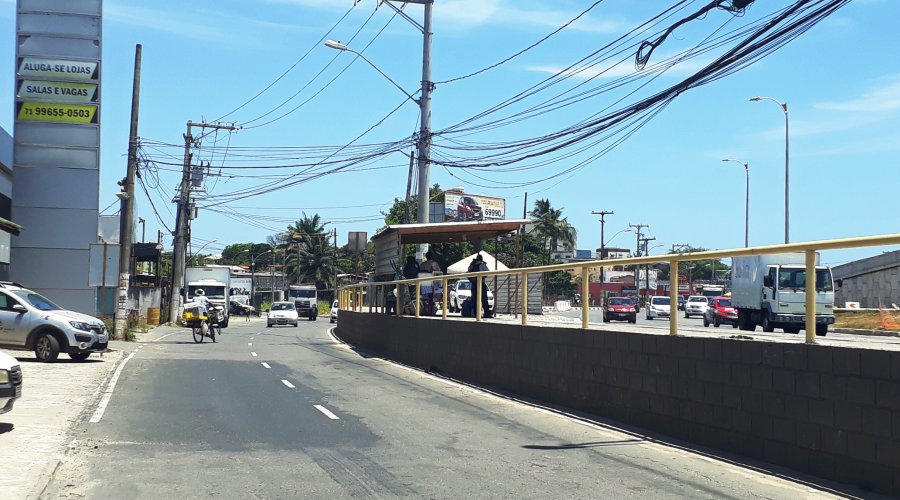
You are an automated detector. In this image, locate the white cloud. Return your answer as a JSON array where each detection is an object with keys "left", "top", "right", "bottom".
[
  {"left": 815, "top": 76, "right": 900, "bottom": 113},
  {"left": 105, "top": 4, "right": 223, "bottom": 39}
]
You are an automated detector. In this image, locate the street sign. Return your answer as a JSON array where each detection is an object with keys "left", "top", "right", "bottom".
[
  {"left": 17, "top": 80, "right": 98, "bottom": 102},
  {"left": 17, "top": 57, "right": 99, "bottom": 81},
  {"left": 16, "top": 102, "right": 98, "bottom": 124}
]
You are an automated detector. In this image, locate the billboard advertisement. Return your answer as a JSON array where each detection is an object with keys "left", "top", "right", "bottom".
[
  {"left": 230, "top": 277, "right": 252, "bottom": 304},
  {"left": 443, "top": 191, "right": 506, "bottom": 222}
]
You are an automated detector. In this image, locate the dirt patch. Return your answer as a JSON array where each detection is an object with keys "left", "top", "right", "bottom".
[{"left": 835, "top": 310, "right": 900, "bottom": 331}]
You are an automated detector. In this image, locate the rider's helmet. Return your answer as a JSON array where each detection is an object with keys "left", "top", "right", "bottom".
[{"left": 195, "top": 289, "right": 205, "bottom": 296}]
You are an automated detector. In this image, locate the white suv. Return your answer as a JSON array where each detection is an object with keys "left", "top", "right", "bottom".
[
  {"left": 0, "top": 350, "right": 22, "bottom": 415},
  {"left": 0, "top": 282, "right": 109, "bottom": 362},
  {"left": 684, "top": 295, "right": 709, "bottom": 318},
  {"left": 645, "top": 296, "right": 671, "bottom": 320},
  {"left": 448, "top": 280, "right": 494, "bottom": 313}
]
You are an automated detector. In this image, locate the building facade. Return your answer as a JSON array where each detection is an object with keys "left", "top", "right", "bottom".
[{"left": 833, "top": 250, "right": 900, "bottom": 309}]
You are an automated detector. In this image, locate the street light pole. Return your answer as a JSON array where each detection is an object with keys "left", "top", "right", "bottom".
[
  {"left": 750, "top": 96, "right": 789, "bottom": 243},
  {"left": 591, "top": 210, "right": 613, "bottom": 297},
  {"left": 722, "top": 159, "right": 750, "bottom": 247},
  {"left": 324, "top": 0, "right": 434, "bottom": 255}
]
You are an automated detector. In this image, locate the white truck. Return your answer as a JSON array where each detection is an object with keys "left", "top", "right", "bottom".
[
  {"left": 731, "top": 253, "right": 835, "bottom": 336},
  {"left": 287, "top": 284, "right": 318, "bottom": 321},
  {"left": 185, "top": 265, "right": 231, "bottom": 327}
]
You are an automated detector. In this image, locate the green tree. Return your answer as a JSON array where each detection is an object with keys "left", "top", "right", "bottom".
[
  {"left": 271, "top": 213, "right": 336, "bottom": 291},
  {"left": 382, "top": 184, "right": 445, "bottom": 227},
  {"left": 529, "top": 198, "right": 577, "bottom": 265}
]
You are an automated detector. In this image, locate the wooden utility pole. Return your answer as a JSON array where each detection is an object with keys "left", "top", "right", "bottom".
[{"left": 114, "top": 44, "right": 142, "bottom": 340}]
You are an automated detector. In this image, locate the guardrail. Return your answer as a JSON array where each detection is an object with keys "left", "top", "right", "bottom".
[{"left": 339, "top": 233, "right": 900, "bottom": 344}]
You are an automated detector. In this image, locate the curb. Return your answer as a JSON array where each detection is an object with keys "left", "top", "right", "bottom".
[{"left": 832, "top": 328, "right": 900, "bottom": 338}]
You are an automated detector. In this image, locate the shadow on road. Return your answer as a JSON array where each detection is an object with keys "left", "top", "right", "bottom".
[
  {"left": 522, "top": 438, "right": 643, "bottom": 450},
  {"left": 0, "top": 422, "right": 14, "bottom": 434},
  {"left": 16, "top": 357, "right": 104, "bottom": 364}
]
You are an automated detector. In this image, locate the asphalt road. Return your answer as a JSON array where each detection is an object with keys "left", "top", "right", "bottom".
[{"left": 42, "top": 317, "right": 849, "bottom": 499}]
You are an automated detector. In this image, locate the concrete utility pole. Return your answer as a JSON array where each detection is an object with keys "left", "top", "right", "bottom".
[
  {"left": 168, "top": 120, "right": 237, "bottom": 324},
  {"left": 639, "top": 236, "right": 656, "bottom": 298},
  {"left": 592, "top": 210, "right": 614, "bottom": 290},
  {"left": 629, "top": 223, "right": 648, "bottom": 300},
  {"left": 114, "top": 44, "right": 141, "bottom": 340}
]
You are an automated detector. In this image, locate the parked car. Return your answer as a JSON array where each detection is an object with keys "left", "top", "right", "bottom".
[
  {"left": 704, "top": 296, "right": 739, "bottom": 328},
  {"left": 267, "top": 301, "right": 299, "bottom": 327},
  {"left": 603, "top": 297, "right": 637, "bottom": 323},
  {"left": 684, "top": 295, "right": 709, "bottom": 318},
  {"left": 623, "top": 296, "right": 640, "bottom": 313},
  {"left": 330, "top": 300, "right": 339, "bottom": 323},
  {"left": 448, "top": 280, "right": 494, "bottom": 313},
  {"left": 455, "top": 196, "right": 483, "bottom": 221},
  {"left": 229, "top": 300, "right": 255, "bottom": 316},
  {"left": 645, "top": 296, "right": 671, "bottom": 320},
  {"left": 0, "top": 282, "right": 109, "bottom": 362},
  {"left": 0, "top": 350, "right": 22, "bottom": 415}
]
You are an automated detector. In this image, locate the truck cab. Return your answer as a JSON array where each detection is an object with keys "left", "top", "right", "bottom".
[
  {"left": 287, "top": 285, "right": 318, "bottom": 321},
  {"left": 759, "top": 265, "right": 834, "bottom": 333}
]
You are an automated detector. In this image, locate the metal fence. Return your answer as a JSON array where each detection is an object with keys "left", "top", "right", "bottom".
[{"left": 339, "top": 233, "right": 900, "bottom": 344}]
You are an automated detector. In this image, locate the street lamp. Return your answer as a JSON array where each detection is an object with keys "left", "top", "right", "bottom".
[
  {"left": 750, "top": 96, "right": 789, "bottom": 243},
  {"left": 325, "top": 13, "right": 433, "bottom": 241},
  {"left": 189, "top": 239, "right": 219, "bottom": 264},
  {"left": 722, "top": 158, "right": 750, "bottom": 248}
]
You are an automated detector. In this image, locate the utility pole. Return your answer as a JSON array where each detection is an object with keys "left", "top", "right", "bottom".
[
  {"left": 138, "top": 217, "right": 146, "bottom": 243},
  {"left": 628, "top": 224, "right": 648, "bottom": 302},
  {"left": 167, "top": 120, "right": 237, "bottom": 324},
  {"left": 381, "top": 0, "right": 433, "bottom": 257},
  {"left": 592, "top": 210, "right": 613, "bottom": 292},
  {"left": 114, "top": 44, "right": 142, "bottom": 340},
  {"left": 639, "top": 236, "right": 656, "bottom": 299},
  {"left": 333, "top": 227, "right": 338, "bottom": 302}
]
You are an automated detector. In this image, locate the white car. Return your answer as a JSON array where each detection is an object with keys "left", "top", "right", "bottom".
[
  {"left": 330, "top": 300, "right": 338, "bottom": 323},
  {"left": 645, "top": 296, "right": 671, "bottom": 320},
  {"left": 0, "top": 350, "right": 22, "bottom": 415},
  {"left": 267, "top": 302, "right": 299, "bottom": 327},
  {"left": 448, "top": 280, "right": 494, "bottom": 314},
  {"left": 684, "top": 295, "right": 709, "bottom": 318}
]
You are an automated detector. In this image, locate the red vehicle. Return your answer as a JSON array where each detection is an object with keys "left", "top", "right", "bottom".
[
  {"left": 603, "top": 296, "right": 637, "bottom": 323},
  {"left": 456, "top": 196, "right": 483, "bottom": 221},
  {"left": 703, "top": 296, "right": 739, "bottom": 328}
]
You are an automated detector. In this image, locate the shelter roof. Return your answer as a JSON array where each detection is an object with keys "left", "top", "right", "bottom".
[{"left": 371, "top": 219, "right": 530, "bottom": 245}]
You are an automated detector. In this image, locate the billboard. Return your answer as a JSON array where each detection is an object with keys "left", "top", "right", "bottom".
[{"left": 443, "top": 191, "right": 506, "bottom": 222}]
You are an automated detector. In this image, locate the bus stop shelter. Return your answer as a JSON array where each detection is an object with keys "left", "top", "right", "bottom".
[{"left": 371, "top": 219, "right": 531, "bottom": 280}]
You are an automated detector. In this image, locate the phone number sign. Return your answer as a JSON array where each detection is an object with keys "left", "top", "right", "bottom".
[{"left": 16, "top": 102, "right": 98, "bottom": 124}]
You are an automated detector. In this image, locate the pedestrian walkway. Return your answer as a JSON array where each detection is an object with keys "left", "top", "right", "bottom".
[{"left": 0, "top": 345, "right": 126, "bottom": 499}]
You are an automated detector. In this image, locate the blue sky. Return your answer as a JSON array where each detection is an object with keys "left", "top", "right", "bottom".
[{"left": 1, "top": 0, "right": 898, "bottom": 266}]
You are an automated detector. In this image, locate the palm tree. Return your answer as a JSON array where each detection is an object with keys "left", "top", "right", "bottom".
[
  {"left": 529, "top": 198, "right": 577, "bottom": 265},
  {"left": 279, "top": 213, "right": 335, "bottom": 291}
]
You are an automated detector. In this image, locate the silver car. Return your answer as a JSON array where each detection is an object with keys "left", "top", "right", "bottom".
[{"left": 0, "top": 282, "right": 109, "bottom": 362}]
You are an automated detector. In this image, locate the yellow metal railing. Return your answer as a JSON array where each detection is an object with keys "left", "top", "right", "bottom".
[{"left": 338, "top": 233, "right": 900, "bottom": 344}]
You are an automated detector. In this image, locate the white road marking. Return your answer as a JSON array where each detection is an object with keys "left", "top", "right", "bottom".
[
  {"left": 90, "top": 350, "right": 138, "bottom": 423},
  {"left": 248, "top": 342, "right": 252, "bottom": 346},
  {"left": 261, "top": 362, "right": 271, "bottom": 369},
  {"left": 250, "top": 337, "right": 254, "bottom": 340},
  {"left": 151, "top": 331, "right": 179, "bottom": 342},
  {"left": 281, "top": 379, "right": 295, "bottom": 389},
  {"left": 251, "top": 352, "right": 257, "bottom": 357},
  {"left": 314, "top": 404, "right": 340, "bottom": 420}
]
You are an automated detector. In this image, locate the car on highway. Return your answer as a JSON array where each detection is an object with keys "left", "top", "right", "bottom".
[
  {"left": 703, "top": 296, "right": 739, "bottom": 328},
  {"left": 623, "top": 295, "right": 640, "bottom": 313},
  {"left": 0, "top": 281, "right": 109, "bottom": 362},
  {"left": 603, "top": 297, "right": 636, "bottom": 323},
  {"left": 330, "top": 300, "right": 339, "bottom": 323},
  {"left": 267, "top": 301, "right": 299, "bottom": 327},
  {"left": 645, "top": 296, "right": 671, "bottom": 320},
  {"left": 0, "top": 350, "right": 22, "bottom": 415},
  {"left": 683, "top": 295, "right": 709, "bottom": 318},
  {"left": 448, "top": 280, "right": 494, "bottom": 314}
]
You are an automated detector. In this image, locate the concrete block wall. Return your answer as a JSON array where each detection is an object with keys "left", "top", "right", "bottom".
[{"left": 337, "top": 312, "right": 900, "bottom": 495}]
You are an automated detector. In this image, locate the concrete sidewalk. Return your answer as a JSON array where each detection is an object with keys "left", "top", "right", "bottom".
[{"left": 0, "top": 321, "right": 209, "bottom": 499}]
